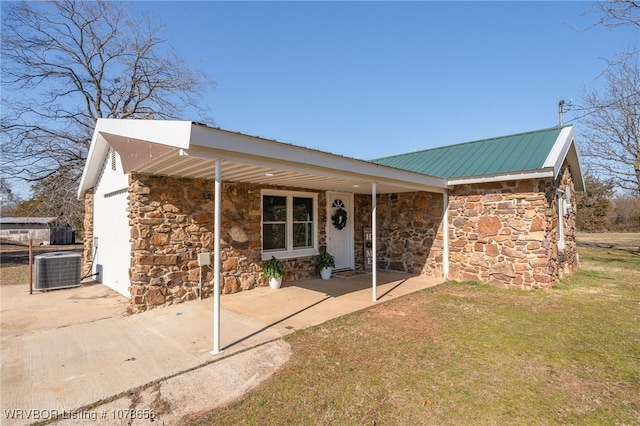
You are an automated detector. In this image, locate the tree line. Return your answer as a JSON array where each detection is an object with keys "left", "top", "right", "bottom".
[{"left": 1, "top": 0, "right": 213, "bottom": 232}]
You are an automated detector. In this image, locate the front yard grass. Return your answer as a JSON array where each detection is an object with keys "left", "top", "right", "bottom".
[{"left": 188, "top": 239, "right": 640, "bottom": 425}]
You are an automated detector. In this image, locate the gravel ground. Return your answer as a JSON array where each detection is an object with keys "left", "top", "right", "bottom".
[{"left": 0, "top": 242, "right": 84, "bottom": 286}]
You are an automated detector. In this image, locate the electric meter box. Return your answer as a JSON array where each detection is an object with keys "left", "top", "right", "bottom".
[{"left": 197, "top": 252, "right": 211, "bottom": 267}]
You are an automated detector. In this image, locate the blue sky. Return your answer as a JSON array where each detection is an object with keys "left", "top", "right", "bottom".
[{"left": 123, "top": 2, "right": 635, "bottom": 159}]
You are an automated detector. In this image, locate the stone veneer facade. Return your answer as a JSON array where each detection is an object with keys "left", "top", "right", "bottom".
[
  {"left": 83, "top": 162, "right": 578, "bottom": 312},
  {"left": 82, "top": 188, "right": 94, "bottom": 278},
  {"left": 126, "top": 174, "right": 327, "bottom": 312},
  {"left": 354, "top": 191, "right": 445, "bottom": 275},
  {"left": 442, "top": 163, "right": 578, "bottom": 289}
]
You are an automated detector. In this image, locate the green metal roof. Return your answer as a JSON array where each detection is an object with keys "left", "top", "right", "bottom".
[{"left": 371, "top": 126, "right": 569, "bottom": 179}]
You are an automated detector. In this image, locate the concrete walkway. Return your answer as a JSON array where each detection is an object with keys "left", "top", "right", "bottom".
[{"left": 1, "top": 272, "right": 442, "bottom": 425}]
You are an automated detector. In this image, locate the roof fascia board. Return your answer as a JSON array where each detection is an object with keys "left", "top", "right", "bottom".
[
  {"left": 541, "top": 126, "right": 585, "bottom": 191},
  {"left": 447, "top": 169, "right": 555, "bottom": 187},
  {"left": 82, "top": 120, "right": 582, "bottom": 198},
  {"left": 191, "top": 126, "right": 448, "bottom": 188},
  {"left": 180, "top": 145, "right": 448, "bottom": 194},
  {"left": 543, "top": 126, "right": 574, "bottom": 179},
  {"left": 78, "top": 130, "right": 111, "bottom": 198},
  {"left": 192, "top": 126, "right": 443, "bottom": 183}
]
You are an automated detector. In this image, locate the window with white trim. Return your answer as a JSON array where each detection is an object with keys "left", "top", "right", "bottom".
[{"left": 262, "top": 190, "right": 318, "bottom": 259}]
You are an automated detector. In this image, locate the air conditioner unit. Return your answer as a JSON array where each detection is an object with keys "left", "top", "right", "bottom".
[{"left": 34, "top": 252, "right": 82, "bottom": 291}]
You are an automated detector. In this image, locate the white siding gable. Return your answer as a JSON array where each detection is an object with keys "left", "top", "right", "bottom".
[{"left": 92, "top": 149, "right": 131, "bottom": 297}]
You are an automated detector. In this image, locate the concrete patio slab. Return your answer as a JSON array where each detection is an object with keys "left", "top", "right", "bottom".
[
  {"left": 222, "top": 271, "right": 442, "bottom": 335},
  {"left": 1, "top": 272, "right": 442, "bottom": 425}
]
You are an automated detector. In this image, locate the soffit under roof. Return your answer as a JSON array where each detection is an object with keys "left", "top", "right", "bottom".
[
  {"left": 81, "top": 119, "right": 584, "bottom": 198},
  {"left": 94, "top": 122, "right": 448, "bottom": 195}
]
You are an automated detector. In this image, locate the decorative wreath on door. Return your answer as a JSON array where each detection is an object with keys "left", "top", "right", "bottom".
[{"left": 331, "top": 199, "right": 347, "bottom": 230}]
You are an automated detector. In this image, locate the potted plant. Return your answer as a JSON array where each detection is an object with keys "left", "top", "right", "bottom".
[
  {"left": 315, "top": 250, "right": 335, "bottom": 280},
  {"left": 263, "top": 256, "right": 284, "bottom": 289}
]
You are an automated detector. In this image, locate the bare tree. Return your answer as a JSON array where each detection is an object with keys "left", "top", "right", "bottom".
[
  {"left": 576, "top": 173, "right": 614, "bottom": 232},
  {"left": 592, "top": 0, "right": 640, "bottom": 29},
  {"left": 11, "top": 168, "right": 85, "bottom": 232},
  {"left": 0, "top": 178, "right": 22, "bottom": 216},
  {"left": 609, "top": 195, "right": 640, "bottom": 232},
  {"left": 579, "top": 55, "right": 640, "bottom": 195},
  {"left": 1, "top": 0, "right": 214, "bottom": 222},
  {"left": 587, "top": 1, "right": 640, "bottom": 68}
]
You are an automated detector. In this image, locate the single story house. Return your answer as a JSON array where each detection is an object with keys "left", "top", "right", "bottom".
[
  {"left": 78, "top": 119, "right": 584, "bottom": 315},
  {"left": 0, "top": 217, "right": 74, "bottom": 245}
]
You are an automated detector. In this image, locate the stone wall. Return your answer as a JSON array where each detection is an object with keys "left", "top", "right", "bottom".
[
  {"left": 82, "top": 189, "right": 94, "bottom": 277},
  {"left": 100, "top": 164, "right": 577, "bottom": 312},
  {"left": 354, "top": 191, "right": 444, "bottom": 275},
  {"left": 127, "top": 174, "right": 324, "bottom": 312},
  {"left": 444, "top": 163, "right": 578, "bottom": 289}
]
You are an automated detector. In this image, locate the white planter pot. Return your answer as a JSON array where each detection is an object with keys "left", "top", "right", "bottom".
[
  {"left": 320, "top": 267, "right": 333, "bottom": 280},
  {"left": 269, "top": 277, "right": 282, "bottom": 289}
]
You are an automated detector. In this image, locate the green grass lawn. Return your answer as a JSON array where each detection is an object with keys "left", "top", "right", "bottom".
[{"left": 188, "top": 240, "right": 640, "bottom": 425}]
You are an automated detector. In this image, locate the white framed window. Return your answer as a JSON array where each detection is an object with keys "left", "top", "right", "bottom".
[{"left": 261, "top": 189, "right": 319, "bottom": 260}]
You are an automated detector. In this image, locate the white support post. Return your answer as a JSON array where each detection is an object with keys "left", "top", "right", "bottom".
[
  {"left": 442, "top": 191, "right": 449, "bottom": 279},
  {"left": 372, "top": 182, "right": 377, "bottom": 302},
  {"left": 211, "top": 159, "right": 222, "bottom": 355}
]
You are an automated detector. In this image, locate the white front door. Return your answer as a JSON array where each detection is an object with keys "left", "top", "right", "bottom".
[{"left": 326, "top": 192, "right": 354, "bottom": 270}]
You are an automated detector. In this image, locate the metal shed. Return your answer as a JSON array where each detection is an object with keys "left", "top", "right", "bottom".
[{"left": 0, "top": 217, "right": 74, "bottom": 245}]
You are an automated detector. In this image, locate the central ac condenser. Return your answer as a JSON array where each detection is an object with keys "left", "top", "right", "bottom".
[{"left": 34, "top": 252, "right": 82, "bottom": 291}]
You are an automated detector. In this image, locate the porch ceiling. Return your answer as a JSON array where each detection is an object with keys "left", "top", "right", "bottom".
[
  {"left": 94, "top": 121, "right": 448, "bottom": 195},
  {"left": 133, "top": 147, "right": 439, "bottom": 195}
]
